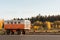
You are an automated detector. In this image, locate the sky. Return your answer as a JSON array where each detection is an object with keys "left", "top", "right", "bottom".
[{"left": 0, "top": 0, "right": 60, "bottom": 20}]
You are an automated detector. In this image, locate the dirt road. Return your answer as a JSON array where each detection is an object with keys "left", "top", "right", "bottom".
[{"left": 0, "top": 35, "right": 60, "bottom": 40}]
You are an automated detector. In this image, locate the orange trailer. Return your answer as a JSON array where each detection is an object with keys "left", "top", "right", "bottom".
[{"left": 4, "top": 19, "right": 31, "bottom": 35}]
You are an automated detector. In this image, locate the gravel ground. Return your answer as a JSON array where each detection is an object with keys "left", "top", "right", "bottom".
[{"left": 0, "top": 35, "right": 60, "bottom": 40}]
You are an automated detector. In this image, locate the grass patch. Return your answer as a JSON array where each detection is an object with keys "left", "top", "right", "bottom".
[{"left": 0, "top": 30, "right": 5, "bottom": 35}]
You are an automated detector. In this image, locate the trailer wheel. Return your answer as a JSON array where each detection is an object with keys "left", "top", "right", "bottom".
[
  {"left": 6, "top": 30, "right": 10, "bottom": 35},
  {"left": 11, "top": 31, "right": 14, "bottom": 35},
  {"left": 22, "top": 30, "right": 25, "bottom": 35},
  {"left": 16, "top": 29, "right": 21, "bottom": 35}
]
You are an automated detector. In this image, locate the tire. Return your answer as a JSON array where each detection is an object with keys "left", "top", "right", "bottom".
[
  {"left": 16, "top": 29, "right": 21, "bottom": 35},
  {"left": 11, "top": 31, "right": 14, "bottom": 35},
  {"left": 22, "top": 30, "right": 25, "bottom": 35},
  {"left": 6, "top": 29, "right": 10, "bottom": 35}
]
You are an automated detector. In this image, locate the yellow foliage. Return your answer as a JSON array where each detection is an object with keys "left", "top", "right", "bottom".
[
  {"left": 34, "top": 26, "right": 39, "bottom": 30},
  {"left": 0, "top": 19, "right": 4, "bottom": 29},
  {"left": 45, "top": 21, "right": 51, "bottom": 30}
]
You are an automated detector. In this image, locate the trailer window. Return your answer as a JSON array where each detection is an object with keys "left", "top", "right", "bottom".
[
  {"left": 7, "top": 22, "right": 9, "bottom": 24},
  {"left": 14, "top": 22, "right": 16, "bottom": 24},
  {"left": 11, "top": 22, "right": 13, "bottom": 24},
  {"left": 18, "top": 22, "right": 20, "bottom": 24}
]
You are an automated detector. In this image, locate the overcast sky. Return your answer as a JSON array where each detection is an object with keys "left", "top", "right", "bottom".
[{"left": 0, "top": 0, "right": 60, "bottom": 20}]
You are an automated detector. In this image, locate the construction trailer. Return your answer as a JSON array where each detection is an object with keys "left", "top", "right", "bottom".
[{"left": 4, "top": 19, "right": 31, "bottom": 35}]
